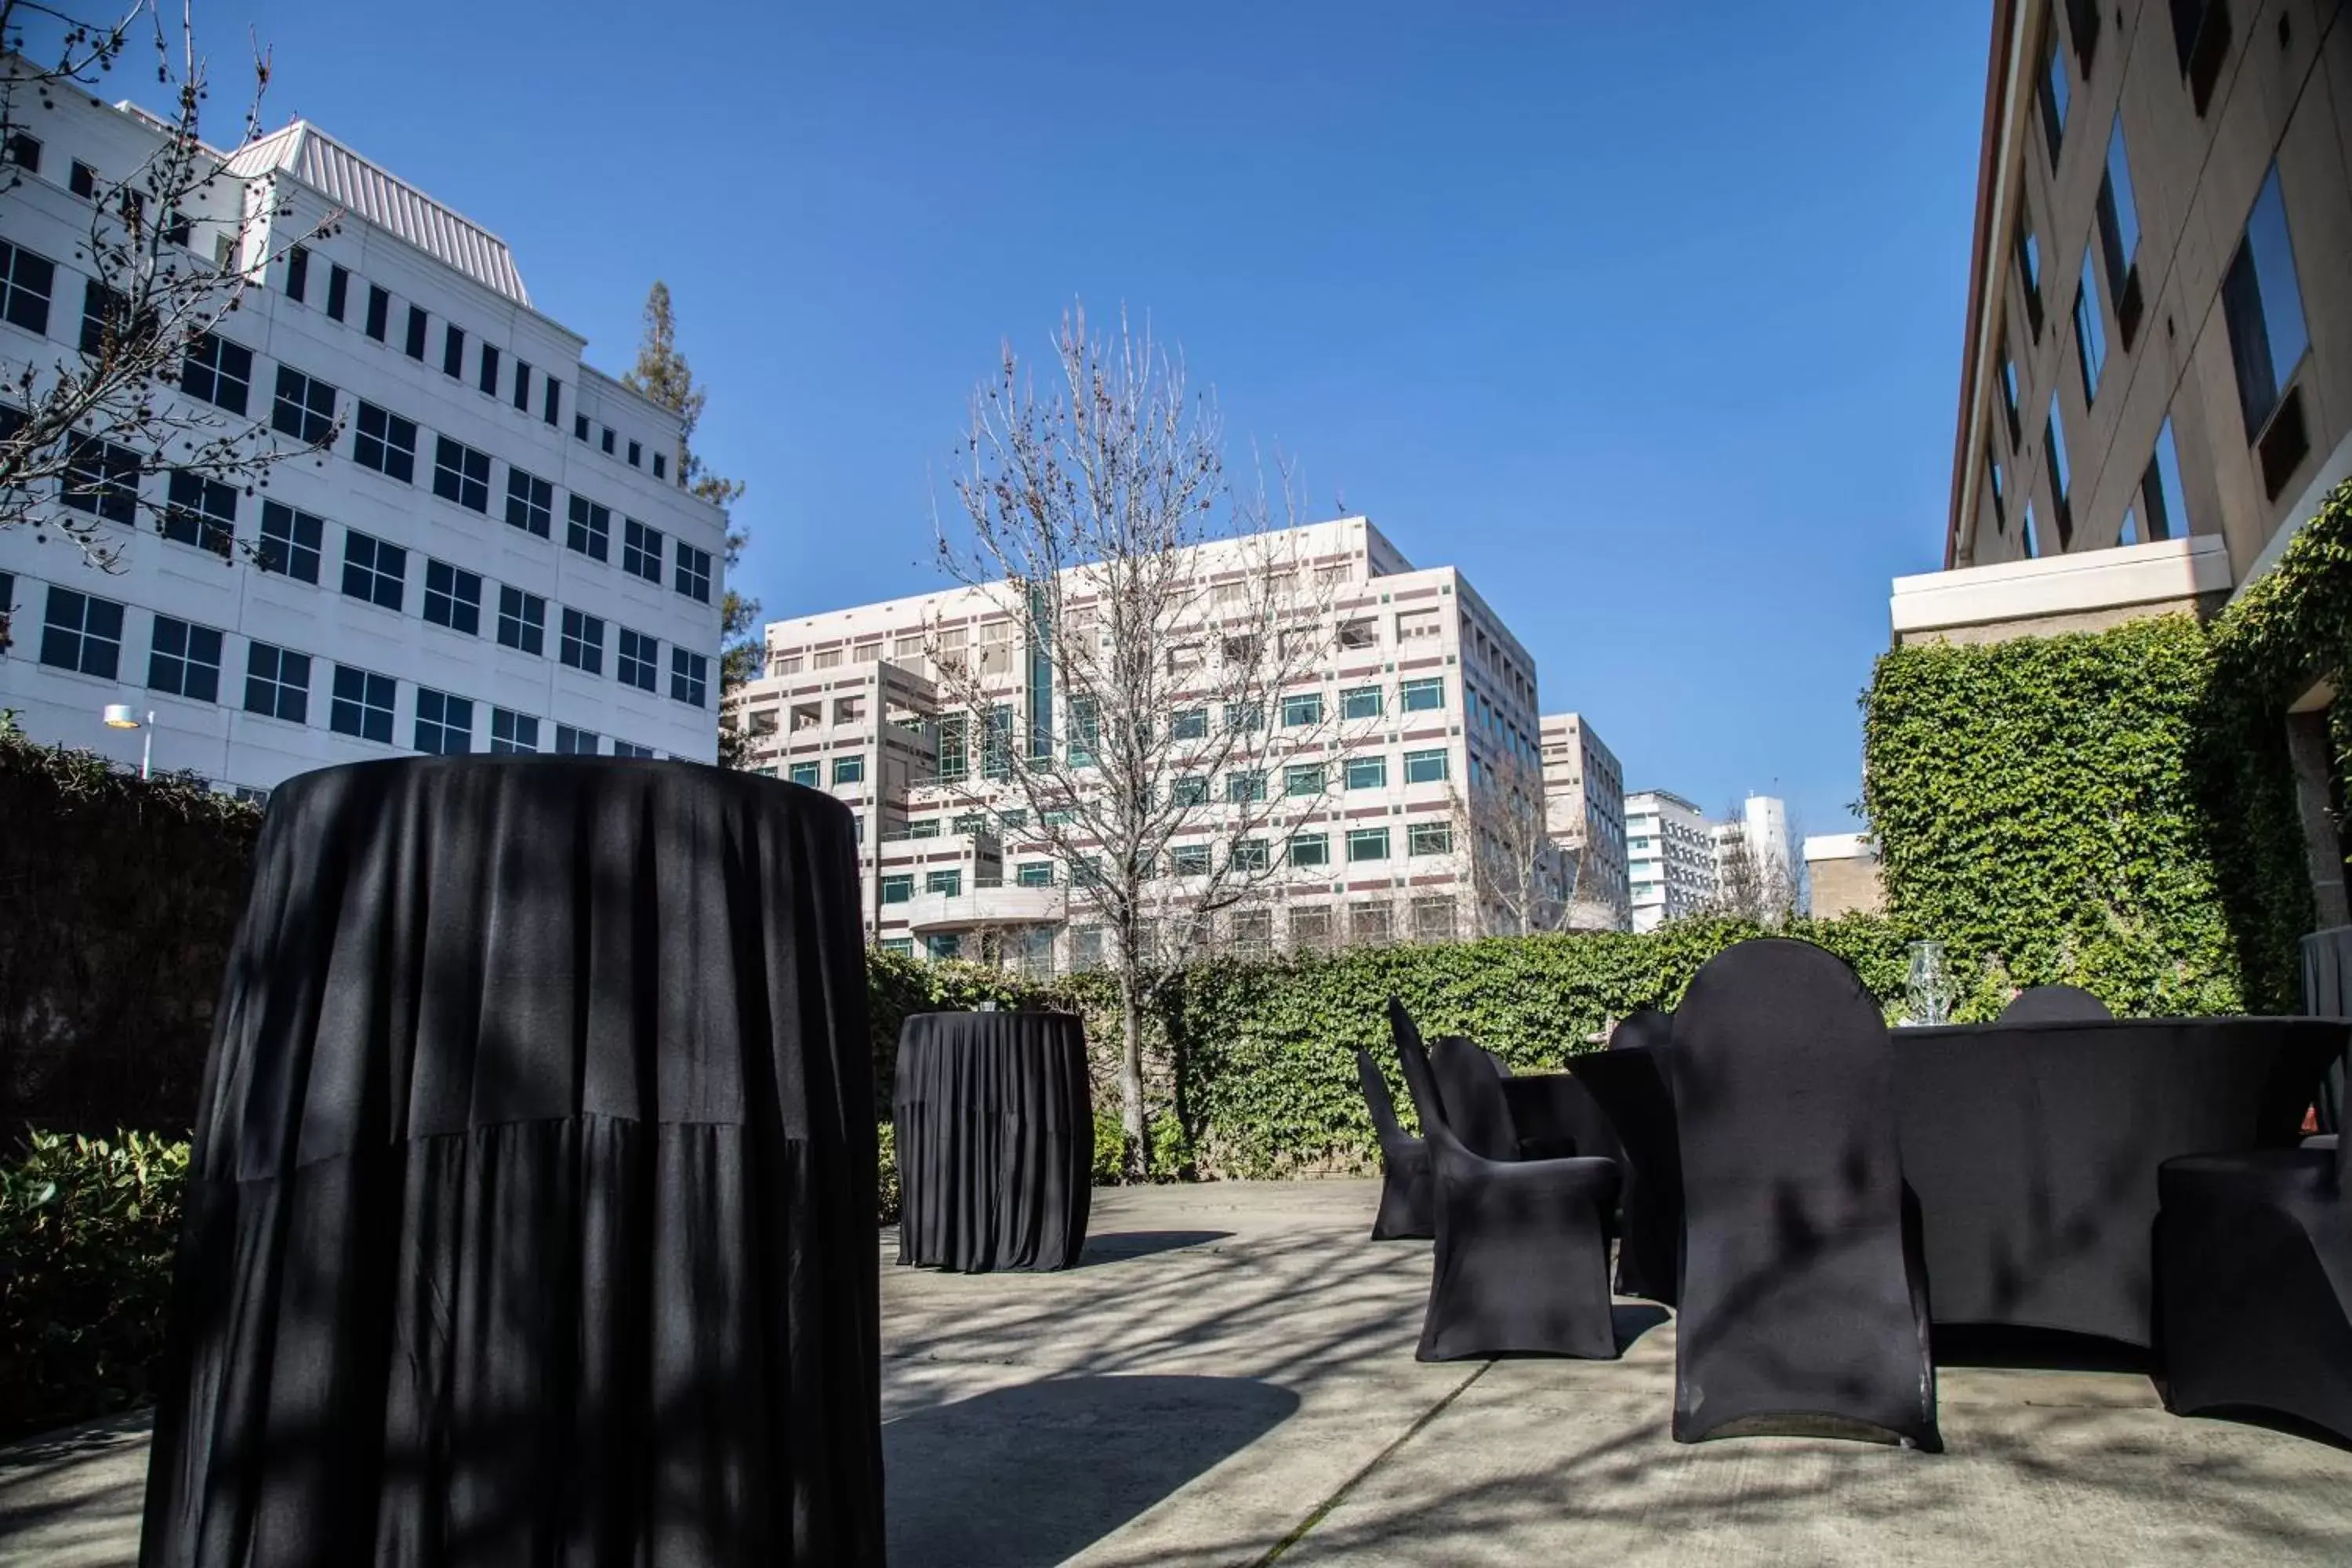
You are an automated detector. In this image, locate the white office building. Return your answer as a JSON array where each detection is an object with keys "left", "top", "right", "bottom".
[
  {"left": 1624, "top": 789, "right": 1715, "bottom": 932},
  {"left": 726, "top": 518, "right": 1553, "bottom": 967},
  {"left": 0, "top": 93, "right": 728, "bottom": 793},
  {"left": 1712, "top": 793, "right": 1799, "bottom": 910}
]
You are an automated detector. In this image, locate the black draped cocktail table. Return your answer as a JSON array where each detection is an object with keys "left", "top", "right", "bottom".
[
  {"left": 1557, "top": 1017, "right": 2345, "bottom": 1346},
  {"left": 894, "top": 1011, "right": 1094, "bottom": 1272},
  {"left": 141, "top": 757, "right": 884, "bottom": 1566}
]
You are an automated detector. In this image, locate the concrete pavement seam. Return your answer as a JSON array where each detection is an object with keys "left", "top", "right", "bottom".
[{"left": 1247, "top": 1359, "right": 1493, "bottom": 1566}]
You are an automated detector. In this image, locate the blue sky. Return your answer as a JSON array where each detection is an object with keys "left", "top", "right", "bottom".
[{"left": 177, "top": 1, "right": 1985, "bottom": 833}]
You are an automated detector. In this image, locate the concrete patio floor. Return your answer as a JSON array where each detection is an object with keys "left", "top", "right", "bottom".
[{"left": 5, "top": 1178, "right": 2350, "bottom": 1565}]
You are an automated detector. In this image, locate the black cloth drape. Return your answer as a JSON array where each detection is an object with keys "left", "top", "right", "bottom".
[
  {"left": 892, "top": 1012, "right": 1093, "bottom": 1272},
  {"left": 1565, "top": 1047, "right": 1682, "bottom": 1305},
  {"left": 1354, "top": 1047, "right": 1433, "bottom": 1240},
  {"left": 140, "top": 757, "right": 884, "bottom": 1567},
  {"left": 1428, "top": 1037, "right": 1521, "bottom": 1163},
  {"left": 2301, "top": 927, "right": 2352, "bottom": 1134},
  {"left": 1499, "top": 1071, "right": 1621, "bottom": 1166}
]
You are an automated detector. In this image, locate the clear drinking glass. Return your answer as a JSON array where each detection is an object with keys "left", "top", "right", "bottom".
[{"left": 1905, "top": 941, "right": 1953, "bottom": 1027}]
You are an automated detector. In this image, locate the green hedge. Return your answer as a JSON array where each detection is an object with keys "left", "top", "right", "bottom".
[{"left": 0, "top": 1131, "right": 187, "bottom": 1441}]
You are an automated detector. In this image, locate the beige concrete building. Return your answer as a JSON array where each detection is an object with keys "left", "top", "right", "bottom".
[
  {"left": 1903, "top": 0, "right": 2352, "bottom": 644},
  {"left": 1539, "top": 713, "right": 1630, "bottom": 930},
  {"left": 1805, "top": 833, "right": 1888, "bottom": 918},
  {"left": 724, "top": 518, "right": 1553, "bottom": 969}
]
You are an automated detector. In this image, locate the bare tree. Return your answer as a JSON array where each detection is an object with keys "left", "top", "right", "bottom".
[
  {"left": 0, "top": 3, "right": 339, "bottom": 589},
  {"left": 1451, "top": 747, "right": 1573, "bottom": 938},
  {"left": 1704, "top": 800, "right": 1802, "bottom": 924},
  {"left": 931, "top": 305, "right": 1348, "bottom": 1179}
]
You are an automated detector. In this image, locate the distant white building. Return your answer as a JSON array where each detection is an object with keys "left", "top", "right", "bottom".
[
  {"left": 1625, "top": 789, "right": 1715, "bottom": 932},
  {"left": 1711, "top": 794, "right": 1800, "bottom": 910},
  {"left": 0, "top": 94, "right": 728, "bottom": 793}
]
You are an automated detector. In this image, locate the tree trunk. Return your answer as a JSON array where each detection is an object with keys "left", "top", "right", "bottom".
[{"left": 1118, "top": 969, "right": 1148, "bottom": 1182}]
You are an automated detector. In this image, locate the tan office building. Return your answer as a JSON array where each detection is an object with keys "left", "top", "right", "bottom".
[{"left": 1900, "top": 0, "right": 2352, "bottom": 644}]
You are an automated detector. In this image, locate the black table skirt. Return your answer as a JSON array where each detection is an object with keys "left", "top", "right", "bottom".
[
  {"left": 140, "top": 757, "right": 884, "bottom": 1567},
  {"left": 893, "top": 1012, "right": 1093, "bottom": 1272},
  {"left": 1561, "top": 1051, "right": 1682, "bottom": 1305}
]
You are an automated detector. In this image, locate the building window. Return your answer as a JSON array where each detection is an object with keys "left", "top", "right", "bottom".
[
  {"left": 923, "top": 867, "right": 960, "bottom": 897},
  {"left": 1169, "top": 774, "right": 1208, "bottom": 808},
  {"left": 2045, "top": 396, "right": 2073, "bottom": 548},
  {"left": 272, "top": 366, "right": 338, "bottom": 444},
  {"left": 622, "top": 518, "right": 664, "bottom": 583},
  {"left": 788, "top": 760, "right": 818, "bottom": 786},
  {"left": 413, "top": 688, "right": 473, "bottom": 754},
  {"left": 330, "top": 665, "right": 397, "bottom": 743},
  {"left": 2038, "top": 17, "right": 2070, "bottom": 165},
  {"left": 1403, "top": 748, "right": 1449, "bottom": 784},
  {"left": 1401, "top": 677, "right": 1445, "bottom": 713},
  {"left": 1223, "top": 699, "right": 1264, "bottom": 734},
  {"left": 2022, "top": 499, "right": 2041, "bottom": 560},
  {"left": 66, "top": 158, "right": 96, "bottom": 198},
  {"left": 364, "top": 285, "right": 390, "bottom": 342},
  {"left": 2015, "top": 219, "right": 2044, "bottom": 338},
  {"left": 60, "top": 435, "right": 137, "bottom": 523},
  {"left": 833, "top": 753, "right": 866, "bottom": 786},
  {"left": 1996, "top": 344, "right": 2021, "bottom": 447},
  {"left": 38, "top": 586, "right": 123, "bottom": 677},
  {"left": 505, "top": 468, "right": 553, "bottom": 537},
  {"left": 626, "top": 439, "right": 642, "bottom": 468},
  {"left": 1171, "top": 706, "right": 1208, "bottom": 741},
  {"left": 257, "top": 501, "right": 322, "bottom": 582},
  {"left": 3, "top": 132, "right": 38, "bottom": 173},
  {"left": 615, "top": 627, "right": 658, "bottom": 691},
  {"left": 1408, "top": 820, "right": 1454, "bottom": 856},
  {"left": 2222, "top": 165, "right": 2310, "bottom": 441},
  {"left": 1288, "top": 833, "right": 1330, "bottom": 868},
  {"left": 2142, "top": 417, "right": 2190, "bottom": 542},
  {"left": 243, "top": 642, "right": 310, "bottom": 724},
  {"left": 431, "top": 436, "right": 491, "bottom": 512},
  {"left": 1280, "top": 691, "right": 1323, "bottom": 727},
  {"left": 2095, "top": 116, "right": 2142, "bottom": 343},
  {"left": 1345, "top": 753, "right": 1388, "bottom": 789},
  {"left": 1168, "top": 843, "right": 1211, "bottom": 877},
  {"left": 2172, "top": 0, "right": 2230, "bottom": 115},
  {"left": 284, "top": 244, "right": 308, "bottom": 303},
  {"left": 554, "top": 724, "right": 597, "bottom": 755},
  {"left": 610, "top": 740, "right": 655, "bottom": 759},
  {"left": 566, "top": 495, "right": 612, "bottom": 561},
  {"left": 441, "top": 322, "right": 466, "bottom": 378},
  {"left": 146, "top": 615, "right": 221, "bottom": 701},
  {"left": 1411, "top": 896, "right": 1457, "bottom": 942},
  {"left": 1226, "top": 769, "right": 1266, "bottom": 804},
  {"left": 78, "top": 278, "right": 140, "bottom": 356},
  {"left": 880, "top": 874, "right": 914, "bottom": 904},
  {"left": 478, "top": 343, "right": 500, "bottom": 398},
  {"left": 1230, "top": 838, "right": 1270, "bottom": 874},
  {"left": 325, "top": 263, "right": 350, "bottom": 321},
  {"left": 1285, "top": 763, "right": 1325, "bottom": 797},
  {"left": 341, "top": 530, "right": 406, "bottom": 610},
  {"left": 1347, "top": 826, "right": 1391, "bottom": 862},
  {"left": 513, "top": 360, "right": 532, "bottom": 412},
  {"left": 1985, "top": 449, "right": 2006, "bottom": 532},
  {"left": 601, "top": 426, "right": 616, "bottom": 456},
  {"left": 403, "top": 304, "right": 428, "bottom": 361},
  {"left": 423, "top": 559, "right": 483, "bottom": 636},
  {"left": 2062, "top": 0, "right": 2101, "bottom": 72},
  {"left": 0, "top": 238, "right": 51, "bottom": 335},
  {"left": 653, "top": 452, "right": 668, "bottom": 481},
  {"left": 489, "top": 709, "right": 539, "bottom": 753},
  {"left": 543, "top": 375, "right": 561, "bottom": 426},
  {"left": 353, "top": 401, "right": 418, "bottom": 483},
  {"left": 1341, "top": 685, "right": 1383, "bottom": 720},
  {"left": 162, "top": 470, "right": 236, "bottom": 556},
  {"left": 573, "top": 412, "right": 590, "bottom": 442},
  {"left": 180, "top": 332, "right": 252, "bottom": 414},
  {"left": 2072, "top": 253, "right": 2107, "bottom": 402},
  {"left": 674, "top": 543, "right": 713, "bottom": 603},
  {"left": 496, "top": 586, "right": 546, "bottom": 655},
  {"left": 670, "top": 648, "right": 708, "bottom": 706}
]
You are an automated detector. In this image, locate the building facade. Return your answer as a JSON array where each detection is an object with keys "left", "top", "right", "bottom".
[
  {"left": 727, "top": 518, "right": 1552, "bottom": 969},
  {"left": 1931, "top": 0, "right": 2352, "bottom": 636},
  {"left": 1539, "top": 711, "right": 1629, "bottom": 930},
  {"left": 1805, "top": 832, "right": 1886, "bottom": 917},
  {"left": 0, "top": 96, "right": 728, "bottom": 792},
  {"left": 1625, "top": 789, "right": 1717, "bottom": 932}
]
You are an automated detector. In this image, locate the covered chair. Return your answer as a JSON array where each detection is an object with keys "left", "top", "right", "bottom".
[
  {"left": 1388, "top": 1000, "right": 1621, "bottom": 1361},
  {"left": 2157, "top": 1073, "right": 2352, "bottom": 1443},
  {"left": 1666, "top": 939, "right": 1940, "bottom": 1449},
  {"left": 1999, "top": 985, "right": 2113, "bottom": 1023},
  {"left": 1429, "top": 1036, "right": 1524, "bottom": 1162},
  {"left": 1610, "top": 1008, "right": 1674, "bottom": 1051},
  {"left": 1353, "top": 1047, "right": 1435, "bottom": 1240}
]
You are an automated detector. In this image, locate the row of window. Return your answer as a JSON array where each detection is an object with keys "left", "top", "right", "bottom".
[
  {"left": 278, "top": 241, "right": 671, "bottom": 485},
  {"left": 871, "top": 821, "right": 1455, "bottom": 907},
  {"left": 10, "top": 575, "right": 693, "bottom": 750},
  {"left": 885, "top": 896, "right": 1465, "bottom": 965}
]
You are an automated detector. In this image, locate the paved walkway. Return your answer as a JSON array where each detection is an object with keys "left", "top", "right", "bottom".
[{"left": 6, "top": 1180, "right": 2351, "bottom": 1564}]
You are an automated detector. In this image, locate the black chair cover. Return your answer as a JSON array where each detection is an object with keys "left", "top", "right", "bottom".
[
  {"left": 1610, "top": 1008, "right": 1673, "bottom": 1051},
  {"left": 1667, "top": 939, "right": 1939, "bottom": 1449},
  {"left": 893, "top": 1011, "right": 1093, "bottom": 1272},
  {"left": 1353, "top": 1047, "right": 1434, "bottom": 1240},
  {"left": 1566, "top": 1046, "right": 1682, "bottom": 1305},
  {"left": 1429, "top": 1036, "right": 1522, "bottom": 1162},
  {"left": 140, "top": 757, "right": 884, "bottom": 1567},
  {"left": 1998, "top": 985, "right": 2113, "bottom": 1022},
  {"left": 1499, "top": 1070, "right": 1621, "bottom": 1165},
  {"left": 2156, "top": 1140, "right": 2352, "bottom": 1443},
  {"left": 2300, "top": 927, "right": 2351, "bottom": 1134},
  {"left": 1388, "top": 1000, "right": 1620, "bottom": 1361}
]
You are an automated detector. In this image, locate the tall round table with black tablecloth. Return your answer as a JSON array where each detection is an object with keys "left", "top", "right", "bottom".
[
  {"left": 139, "top": 757, "right": 884, "bottom": 1567},
  {"left": 894, "top": 1012, "right": 1094, "bottom": 1272},
  {"left": 1563, "top": 1047, "right": 1682, "bottom": 1305}
]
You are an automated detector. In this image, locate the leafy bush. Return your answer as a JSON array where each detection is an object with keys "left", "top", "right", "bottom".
[
  {"left": 0, "top": 1131, "right": 188, "bottom": 1440},
  {"left": 876, "top": 1122, "right": 900, "bottom": 1226}
]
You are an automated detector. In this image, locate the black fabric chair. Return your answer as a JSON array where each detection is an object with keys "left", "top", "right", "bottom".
[
  {"left": 2157, "top": 1105, "right": 2352, "bottom": 1443},
  {"left": 1353, "top": 1047, "right": 1435, "bottom": 1241},
  {"left": 1388, "top": 1000, "right": 1621, "bottom": 1361},
  {"left": 1430, "top": 1036, "right": 1524, "bottom": 1162},
  {"left": 1998, "top": 985, "right": 2114, "bottom": 1023},
  {"left": 1665, "top": 939, "right": 1940, "bottom": 1449},
  {"left": 1610, "top": 1008, "right": 1673, "bottom": 1051}
]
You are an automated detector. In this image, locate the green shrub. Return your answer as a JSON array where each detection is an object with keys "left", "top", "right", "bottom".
[
  {"left": 876, "top": 1122, "right": 901, "bottom": 1226},
  {"left": 0, "top": 1131, "right": 188, "bottom": 1441}
]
